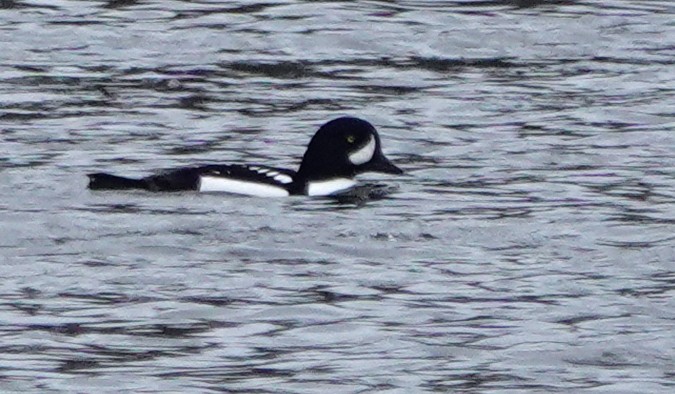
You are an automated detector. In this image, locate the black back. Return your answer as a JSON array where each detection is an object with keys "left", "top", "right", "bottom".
[{"left": 142, "top": 164, "right": 296, "bottom": 192}]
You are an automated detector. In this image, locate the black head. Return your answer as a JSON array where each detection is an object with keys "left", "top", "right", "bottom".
[{"left": 297, "top": 117, "right": 403, "bottom": 180}]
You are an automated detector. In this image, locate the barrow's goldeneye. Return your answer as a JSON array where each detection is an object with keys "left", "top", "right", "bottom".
[{"left": 87, "top": 117, "right": 403, "bottom": 197}]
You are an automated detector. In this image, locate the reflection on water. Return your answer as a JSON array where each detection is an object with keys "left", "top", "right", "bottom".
[{"left": 1, "top": 0, "right": 674, "bottom": 392}]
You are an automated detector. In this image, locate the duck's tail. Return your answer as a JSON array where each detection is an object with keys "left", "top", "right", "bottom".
[{"left": 87, "top": 173, "right": 146, "bottom": 190}]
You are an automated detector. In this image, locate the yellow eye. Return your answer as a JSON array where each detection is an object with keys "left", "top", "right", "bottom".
[{"left": 346, "top": 135, "right": 355, "bottom": 143}]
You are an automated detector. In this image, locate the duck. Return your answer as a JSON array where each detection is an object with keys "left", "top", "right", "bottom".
[{"left": 87, "top": 116, "right": 403, "bottom": 197}]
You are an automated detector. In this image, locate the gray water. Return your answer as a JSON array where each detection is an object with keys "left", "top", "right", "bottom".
[{"left": 1, "top": 0, "right": 674, "bottom": 392}]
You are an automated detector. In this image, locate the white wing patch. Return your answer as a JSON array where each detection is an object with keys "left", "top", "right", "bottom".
[
  {"left": 307, "top": 178, "right": 357, "bottom": 196},
  {"left": 273, "top": 174, "right": 293, "bottom": 184},
  {"left": 243, "top": 166, "right": 294, "bottom": 184},
  {"left": 348, "top": 135, "right": 376, "bottom": 166},
  {"left": 199, "top": 176, "right": 289, "bottom": 197}
]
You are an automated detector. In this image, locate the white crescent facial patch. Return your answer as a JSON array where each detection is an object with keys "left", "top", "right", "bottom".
[{"left": 348, "top": 135, "right": 376, "bottom": 166}]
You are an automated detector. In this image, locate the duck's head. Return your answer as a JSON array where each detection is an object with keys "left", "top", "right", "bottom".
[{"left": 298, "top": 117, "right": 403, "bottom": 180}]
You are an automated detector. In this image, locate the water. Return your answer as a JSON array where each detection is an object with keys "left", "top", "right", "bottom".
[{"left": 1, "top": 0, "right": 674, "bottom": 392}]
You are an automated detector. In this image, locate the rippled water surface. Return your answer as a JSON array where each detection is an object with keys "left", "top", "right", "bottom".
[{"left": 1, "top": 0, "right": 674, "bottom": 392}]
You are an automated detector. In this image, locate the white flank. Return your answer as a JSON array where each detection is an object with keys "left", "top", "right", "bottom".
[
  {"left": 307, "top": 178, "right": 357, "bottom": 196},
  {"left": 273, "top": 174, "right": 293, "bottom": 184},
  {"left": 348, "top": 135, "right": 376, "bottom": 166},
  {"left": 199, "top": 176, "right": 289, "bottom": 197}
]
